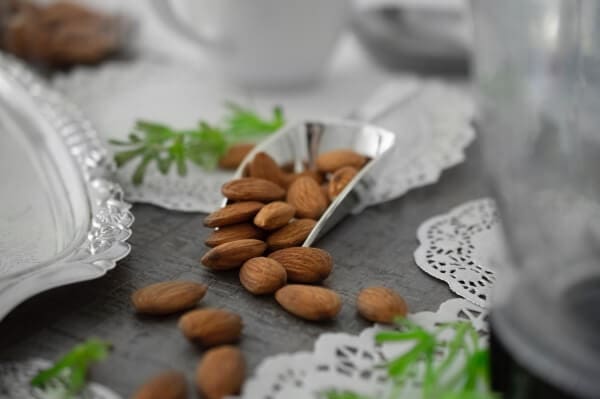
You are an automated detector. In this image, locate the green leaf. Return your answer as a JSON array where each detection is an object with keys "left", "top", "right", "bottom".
[
  {"left": 31, "top": 338, "right": 111, "bottom": 396},
  {"left": 113, "top": 147, "right": 146, "bottom": 167},
  {"left": 132, "top": 154, "right": 153, "bottom": 186},
  {"left": 156, "top": 155, "right": 173, "bottom": 175},
  {"left": 223, "top": 103, "right": 285, "bottom": 138}
]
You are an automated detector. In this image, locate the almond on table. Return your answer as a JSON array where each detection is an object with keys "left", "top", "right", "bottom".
[
  {"left": 315, "top": 149, "right": 367, "bottom": 173},
  {"left": 203, "top": 201, "right": 264, "bottom": 228},
  {"left": 132, "top": 371, "right": 187, "bottom": 399},
  {"left": 239, "top": 257, "right": 287, "bottom": 295},
  {"left": 201, "top": 239, "right": 267, "bottom": 270},
  {"left": 221, "top": 177, "right": 285, "bottom": 202},
  {"left": 275, "top": 285, "right": 342, "bottom": 321},
  {"left": 356, "top": 286, "right": 408, "bottom": 323},
  {"left": 266, "top": 219, "right": 316, "bottom": 250},
  {"left": 179, "top": 308, "right": 243, "bottom": 346},
  {"left": 269, "top": 247, "right": 333, "bottom": 283},
  {"left": 131, "top": 281, "right": 208, "bottom": 315},
  {"left": 253, "top": 201, "right": 296, "bottom": 230},
  {"left": 196, "top": 345, "right": 245, "bottom": 399},
  {"left": 204, "top": 223, "right": 264, "bottom": 247}
]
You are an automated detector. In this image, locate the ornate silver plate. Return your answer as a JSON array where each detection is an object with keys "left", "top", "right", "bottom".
[{"left": 0, "top": 54, "right": 133, "bottom": 321}]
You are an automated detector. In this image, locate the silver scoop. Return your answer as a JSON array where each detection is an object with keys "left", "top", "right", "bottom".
[{"left": 223, "top": 119, "right": 396, "bottom": 247}]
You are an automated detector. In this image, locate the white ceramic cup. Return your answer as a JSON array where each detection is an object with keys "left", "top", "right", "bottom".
[{"left": 150, "top": 0, "right": 352, "bottom": 88}]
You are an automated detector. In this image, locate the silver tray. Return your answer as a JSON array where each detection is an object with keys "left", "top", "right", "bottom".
[
  {"left": 230, "top": 119, "right": 396, "bottom": 246},
  {"left": 0, "top": 54, "right": 133, "bottom": 321}
]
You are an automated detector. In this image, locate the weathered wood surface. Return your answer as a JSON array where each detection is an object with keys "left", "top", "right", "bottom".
[{"left": 0, "top": 143, "right": 488, "bottom": 396}]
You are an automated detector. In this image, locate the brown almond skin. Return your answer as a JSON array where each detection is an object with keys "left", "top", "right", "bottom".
[
  {"left": 328, "top": 166, "right": 358, "bottom": 200},
  {"left": 179, "top": 308, "right": 242, "bottom": 346},
  {"left": 266, "top": 219, "right": 316, "bottom": 250},
  {"left": 205, "top": 223, "right": 264, "bottom": 247},
  {"left": 283, "top": 169, "right": 324, "bottom": 187},
  {"left": 248, "top": 152, "right": 286, "bottom": 187},
  {"left": 203, "top": 201, "right": 264, "bottom": 228},
  {"left": 239, "top": 257, "right": 287, "bottom": 295},
  {"left": 286, "top": 176, "right": 328, "bottom": 219},
  {"left": 196, "top": 346, "right": 245, "bottom": 399},
  {"left": 132, "top": 371, "right": 187, "bottom": 399},
  {"left": 316, "top": 149, "right": 366, "bottom": 173},
  {"left": 222, "top": 177, "right": 285, "bottom": 202},
  {"left": 201, "top": 239, "right": 267, "bottom": 270},
  {"left": 219, "top": 143, "right": 254, "bottom": 169},
  {"left": 275, "top": 285, "right": 342, "bottom": 321},
  {"left": 269, "top": 247, "right": 333, "bottom": 283},
  {"left": 131, "top": 281, "right": 208, "bottom": 315},
  {"left": 253, "top": 201, "right": 296, "bottom": 230},
  {"left": 357, "top": 287, "right": 408, "bottom": 323}
]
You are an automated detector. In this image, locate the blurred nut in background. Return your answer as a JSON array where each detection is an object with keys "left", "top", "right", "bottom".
[{"left": 1, "top": 0, "right": 124, "bottom": 66}]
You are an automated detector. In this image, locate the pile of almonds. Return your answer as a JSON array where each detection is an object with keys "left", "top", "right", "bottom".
[
  {"left": 129, "top": 149, "right": 410, "bottom": 399},
  {"left": 200, "top": 149, "right": 368, "bottom": 320}
]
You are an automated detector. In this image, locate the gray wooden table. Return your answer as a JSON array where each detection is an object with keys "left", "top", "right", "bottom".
[{"left": 0, "top": 141, "right": 488, "bottom": 397}]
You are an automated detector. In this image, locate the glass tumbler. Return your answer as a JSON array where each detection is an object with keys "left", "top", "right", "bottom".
[{"left": 471, "top": 1, "right": 600, "bottom": 398}]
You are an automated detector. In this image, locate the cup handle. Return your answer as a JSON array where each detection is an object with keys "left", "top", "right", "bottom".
[{"left": 147, "top": 0, "right": 226, "bottom": 51}]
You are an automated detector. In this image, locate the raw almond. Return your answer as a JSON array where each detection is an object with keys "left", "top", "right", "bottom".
[
  {"left": 196, "top": 345, "right": 245, "bottom": 399},
  {"left": 275, "top": 285, "right": 342, "bottom": 321},
  {"left": 248, "top": 152, "right": 286, "bottom": 187},
  {"left": 356, "top": 286, "right": 408, "bottom": 323},
  {"left": 179, "top": 308, "right": 242, "bottom": 346},
  {"left": 316, "top": 149, "right": 366, "bottom": 173},
  {"left": 201, "top": 239, "right": 267, "bottom": 270},
  {"left": 286, "top": 176, "right": 328, "bottom": 219},
  {"left": 239, "top": 257, "right": 287, "bottom": 295},
  {"left": 203, "top": 201, "right": 264, "bottom": 228},
  {"left": 266, "top": 219, "right": 316, "bottom": 250},
  {"left": 328, "top": 166, "right": 358, "bottom": 200},
  {"left": 253, "top": 201, "right": 295, "bottom": 230},
  {"left": 222, "top": 177, "right": 285, "bottom": 202},
  {"left": 218, "top": 143, "right": 254, "bottom": 170},
  {"left": 132, "top": 371, "right": 187, "bottom": 399},
  {"left": 269, "top": 247, "right": 333, "bottom": 283},
  {"left": 283, "top": 169, "right": 324, "bottom": 187},
  {"left": 205, "top": 223, "right": 264, "bottom": 247},
  {"left": 131, "top": 281, "right": 208, "bottom": 315}
]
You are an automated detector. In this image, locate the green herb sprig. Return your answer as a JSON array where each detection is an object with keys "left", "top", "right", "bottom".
[
  {"left": 31, "top": 338, "right": 111, "bottom": 399},
  {"left": 324, "top": 320, "right": 499, "bottom": 399},
  {"left": 109, "top": 103, "right": 285, "bottom": 186}
]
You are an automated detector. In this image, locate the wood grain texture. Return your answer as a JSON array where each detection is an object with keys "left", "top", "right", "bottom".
[{"left": 0, "top": 143, "right": 489, "bottom": 397}]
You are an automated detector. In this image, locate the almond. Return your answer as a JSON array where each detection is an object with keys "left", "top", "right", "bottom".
[
  {"left": 131, "top": 281, "right": 208, "bottom": 315},
  {"left": 253, "top": 201, "right": 295, "bottom": 230},
  {"left": 356, "top": 286, "right": 408, "bottom": 323},
  {"left": 286, "top": 176, "right": 328, "bottom": 219},
  {"left": 269, "top": 247, "right": 333, "bottom": 283},
  {"left": 320, "top": 184, "right": 331, "bottom": 206},
  {"left": 222, "top": 177, "right": 285, "bottom": 202},
  {"left": 203, "top": 201, "right": 264, "bottom": 228},
  {"left": 316, "top": 149, "right": 366, "bottom": 173},
  {"left": 239, "top": 257, "right": 287, "bottom": 295},
  {"left": 275, "top": 285, "right": 342, "bottom": 321},
  {"left": 248, "top": 152, "right": 285, "bottom": 187},
  {"left": 328, "top": 166, "right": 358, "bottom": 200},
  {"left": 283, "top": 169, "right": 324, "bottom": 187},
  {"left": 266, "top": 219, "right": 316, "bottom": 250},
  {"left": 201, "top": 239, "right": 267, "bottom": 270},
  {"left": 132, "top": 371, "right": 187, "bottom": 399},
  {"left": 205, "top": 223, "right": 264, "bottom": 247},
  {"left": 196, "top": 346, "right": 245, "bottom": 399},
  {"left": 179, "top": 308, "right": 242, "bottom": 346},
  {"left": 218, "top": 143, "right": 254, "bottom": 170}
]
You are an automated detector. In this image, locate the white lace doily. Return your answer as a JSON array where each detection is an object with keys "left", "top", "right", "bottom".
[
  {"left": 241, "top": 298, "right": 487, "bottom": 399},
  {"left": 53, "top": 59, "right": 474, "bottom": 212},
  {"left": 0, "top": 359, "right": 121, "bottom": 399},
  {"left": 414, "top": 198, "right": 509, "bottom": 308}
]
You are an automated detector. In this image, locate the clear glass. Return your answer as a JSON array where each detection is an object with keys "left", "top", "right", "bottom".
[{"left": 472, "top": 1, "right": 600, "bottom": 397}]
